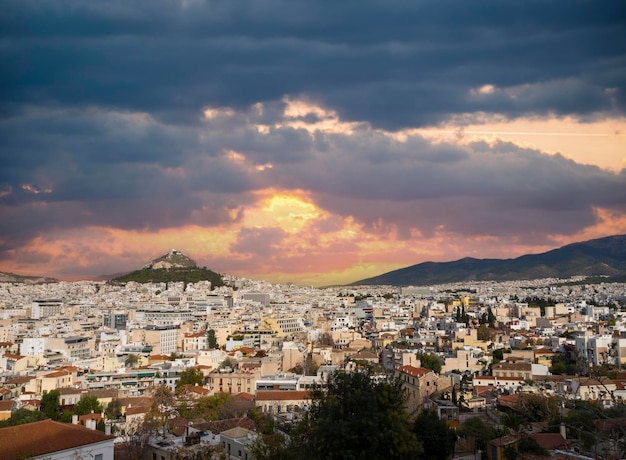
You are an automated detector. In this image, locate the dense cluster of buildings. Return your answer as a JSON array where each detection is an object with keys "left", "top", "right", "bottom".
[{"left": 0, "top": 274, "right": 625, "bottom": 459}]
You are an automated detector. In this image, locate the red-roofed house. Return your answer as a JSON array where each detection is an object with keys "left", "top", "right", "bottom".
[
  {"left": 183, "top": 332, "right": 208, "bottom": 352},
  {"left": 25, "top": 368, "right": 78, "bottom": 394},
  {"left": 395, "top": 365, "right": 439, "bottom": 411},
  {"left": 0, "top": 399, "right": 16, "bottom": 421},
  {"left": 0, "top": 419, "right": 115, "bottom": 460}
]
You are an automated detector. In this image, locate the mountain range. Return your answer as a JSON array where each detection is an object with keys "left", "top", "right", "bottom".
[
  {"left": 350, "top": 234, "right": 626, "bottom": 286},
  {"left": 0, "top": 271, "right": 58, "bottom": 284},
  {"left": 1, "top": 235, "right": 625, "bottom": 286}
]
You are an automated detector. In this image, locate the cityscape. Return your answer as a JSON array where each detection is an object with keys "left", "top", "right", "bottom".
[
  {"left": 1, "top": 0, "right": 626, "bottom": 459},
  {"left": 0, "top": 247, "right": 625, "bottom": 459}
]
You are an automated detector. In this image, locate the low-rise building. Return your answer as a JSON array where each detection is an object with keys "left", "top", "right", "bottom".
[{"left": 0, "top": 419, "right": 115, "bottom": 460}]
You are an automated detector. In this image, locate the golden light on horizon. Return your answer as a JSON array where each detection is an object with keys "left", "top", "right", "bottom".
[
  {"left": 403, "top": 116, "right": 626, "bottom": 172},
  {"left": 243, "top": 190, "right": 325, "bottom": 234}
]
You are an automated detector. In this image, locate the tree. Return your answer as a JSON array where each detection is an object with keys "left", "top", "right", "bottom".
[
  {"left": 296, "top": 369, "right": 422, "bottom": 460},
  {"left": 220, "top": 357, "right": 236, "bottom": 369},
  {"left": 413, "top": 410, "right": 457, "bottom": 460},
  {"left": 416, "top": 352, "right": 442, "bottom": 374},
  {"left": 176, "top": 367, "right": 204, "bottom": 388},
  {"left": 501, "top": 412, "right": 527, "bottom": 433},
  {"left": 0, "top": 408, "right": 47, "bottom": 428},
  {"left": 74, "top": 396, "right": 103, "bottom": 416},
  {"left": 477, "top": 324, "right": 496, "bottom": 342},
  {"left": 124, "top": 353, "right": 140, "bottom": 369},
  {"left": 458, "top": 416, "right": 499, "bottom": 455},
  {"left": 40, "top": 389, "right": 61, "bottom": 420},
  {"left": 492, "top": 348, "right": 505, "bottom": 364},
  {"left": 105, "top": 398, "right": 122, "bottom": 420},
  {"left": 251, "top": 432, "right": 300, "bottom": 460},
  {"left": 207, "top": 329, "right": 218, "bottom": 349},
  {"left": 486, "top": 307, "right": 497, "bottom": 329},
  {"left": 503, "top": 445, "right": 519, "bottom": 460},
  {"left": 146, "top": 384, "right": 177, "bottom": 436},
  {"left": 517, "top": 436, "right": 548, "bottom": 456},
  {"left": 184, "top": 392, "right": 233, "bottom": 422}
]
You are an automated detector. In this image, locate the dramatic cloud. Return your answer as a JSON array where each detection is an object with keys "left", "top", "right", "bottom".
[{"left": 0, "top": 0, "right": 625, "bottom": 285}]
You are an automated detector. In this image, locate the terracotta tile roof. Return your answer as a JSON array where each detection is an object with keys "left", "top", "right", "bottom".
[
  {"left": 476, "top": 375, "right": 525, "bottom": 382},
  {"left": 117, "top": 396, "right": 153, "bottom": 408},
  {"left": 149, "top": 354, "right": 170, "bottom": 360},
  {"left": 22, "top": 400, "right": 41, "bottom": 409},
  {"left": 397, "top": 365, "right": 433, "bottom": 378},
  {"left": 492, "top": 362, "right": 532, "bottom": 371},
  {"left": 57, "top": 366, "right": 79, "bottom": 372},
  {"left": 187, "top": 386, "right": 211, "bottom": 396},
  {"left": 126, "top": 405, "right": 151, "bottom": 416},
  {"left": 58, "top": 387, "right": 82, "bottom": 395},
  {"left": 78, "top": 413, "right": 104, "bottom": 423},
  {"left": 44, "top": 370, "right": 73, "bottom": 378},
  {"left": 473, "top": 385, "right": 491, "bottom": 397},
  {"left": 4, "top": 376, "right": 33, "bottom": 385},
  {"left": 0, "top": 400, "right": 16, "bottom": 411},
  {"left": 2, "top": 353, "right": 26, "bottom": 360},
  {"left": 497, "top": 394, "right": 521, "bottom": 410},
  {"left": 614, "top": 380, "right": 626, "bottom": 390},
  {"left": 0, "top": 419, "right": 114, "bottom": 460}
]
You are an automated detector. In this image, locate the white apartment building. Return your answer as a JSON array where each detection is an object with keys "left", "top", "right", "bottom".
[
  {"left": 144, "top": 327, "right": 178, "bottom": 355},
  {"left": 20, "top": 337, "right": 48, "bottom": 356},
  {"left": 134, "top": 308, "right": 194, "bottom": 327},
  {"left": 331, "top": 316, "right": 355, "bottom": 331},
  {"left": 276, "top": 317, "right": 305, "bottom": 334},
  {"left": 31, "top": 299, "right": 64, "bottom": 319},
  {"left": 575, "top": 334, "right": 613, "bottom": 369}
]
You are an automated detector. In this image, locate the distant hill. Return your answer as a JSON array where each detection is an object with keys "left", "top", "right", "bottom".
[
  {"left": 350, "top": 234, "right": 626, "bottom": 286},
  {"left": 110, "top": 249, "right": 224, "bottom": 288},
  {"left": 0, "top": 271, "right": 58, "bottom": 284}
]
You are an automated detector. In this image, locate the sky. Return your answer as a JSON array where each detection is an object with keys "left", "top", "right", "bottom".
[{"left": 1, "top": 0, "right": 625, "bottom": 287}]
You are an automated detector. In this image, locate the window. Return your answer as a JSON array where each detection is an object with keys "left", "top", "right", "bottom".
[{"left": 95, "top": 455, "right": 103, "bottom": 460}]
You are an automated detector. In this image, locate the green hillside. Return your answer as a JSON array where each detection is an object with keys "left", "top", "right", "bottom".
[{"left": 110, "top": 267, "right": 224, "bottom": 287}]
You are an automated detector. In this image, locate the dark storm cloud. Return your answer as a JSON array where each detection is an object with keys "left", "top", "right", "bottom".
[
  {"left": 1, "top": 0, "right": 624, "bottom": 127},
  {"left": 1, "top": 0, "right": 625, "bottom": 266},
  {"left": 2, "top": 100, "right": 625, "bottom": 251}
]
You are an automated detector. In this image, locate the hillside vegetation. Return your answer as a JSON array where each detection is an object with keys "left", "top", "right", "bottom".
[{"left": 110, "top": 267, "right": 224, "bottom": 287}]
